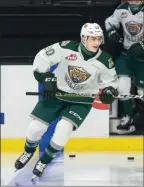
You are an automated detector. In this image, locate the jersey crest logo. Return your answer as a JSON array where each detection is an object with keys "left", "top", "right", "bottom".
[
  {"left": 125, "top": 21, "right": 142, "bottom": 36},
  {"left": 65, "top": 54, "right": 77, "bottom": 60},
  {"left": 68, "top": 66, "right": 91, "bottom": 83}
]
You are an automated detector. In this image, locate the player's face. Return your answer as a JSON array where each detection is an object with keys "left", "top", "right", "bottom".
[{"left": 86, "top": 36, "right": 103, "bottom": 52}]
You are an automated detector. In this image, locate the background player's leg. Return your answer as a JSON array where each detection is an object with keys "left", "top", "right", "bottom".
[
  {"left": 115, "top": 53, "right": 135, "bottom": 134},
  {"left": 117, "top": 76, "right": 135, "bottom": 134},
  {"left": 135, "top": 60, "right": 144, "bottom": 102}
]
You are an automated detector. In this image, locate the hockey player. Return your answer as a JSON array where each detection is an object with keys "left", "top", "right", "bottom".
[
  {"left": 105, "top": 0, "right": 144, "bottom": 134},
  {"left": 14, "top": 23, "right": 118, "bottom": 179}
]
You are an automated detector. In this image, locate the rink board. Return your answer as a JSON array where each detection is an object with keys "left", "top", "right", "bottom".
[
  {"left": 1, "top": 137, "right": 143, "bottom": 152},
  {"left": 1, "top": 65, "right": 143, "bottom": 154},
  {"left": 1, "top": 139, "right": 39, "bottom": 152},
  {"left": 64, "top": 137, "right": 143, "bottom": 152}
]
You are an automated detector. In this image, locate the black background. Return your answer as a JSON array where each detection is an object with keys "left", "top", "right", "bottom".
[{"left": 0, "top": 0, "right": 121, "bottom": 63}]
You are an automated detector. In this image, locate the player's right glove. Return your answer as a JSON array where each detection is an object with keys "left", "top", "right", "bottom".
[
  {"left": 99, "top": 86, "right": 118, "bottom": 104},
  {"left": 34, "top": 71, "right": 57, "bottom": 99},
  {"left": 42, "top": 72, "right": 57, "bottom": 100},
  {"left": 107, "top": 28, "right": 121, "bottom": 44}
]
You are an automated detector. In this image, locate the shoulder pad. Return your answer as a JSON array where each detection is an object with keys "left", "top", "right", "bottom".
[
  {"left": 59, "top": 40, "right": 79, "bottom": 52},
  {"left": 117, "top": 2, "right": 129, "bottom": 10},
  {"left": 98, "top": 51, "right": 115, "bottom": 69},
  {"left": 141, "top": 7, "right": 144, "bottom": 12}
]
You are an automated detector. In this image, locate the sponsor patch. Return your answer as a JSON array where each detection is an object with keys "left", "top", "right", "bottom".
[
  {"left": 108, "top": 57, "right": 114, "bottom": 68},
  {"left": 61, "top": 40, "right": 70, "bottom": 46}
]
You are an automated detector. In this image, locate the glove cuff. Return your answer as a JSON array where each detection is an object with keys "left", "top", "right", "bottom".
[
  {"left": 108, "top": 29, "right": 116, "bottom": 37},
  {"left": 34, "top": 71, "right": 54, "bottom": 83},
  {"left": 92, "top": 89, "right": 110, "bottom": 110}
]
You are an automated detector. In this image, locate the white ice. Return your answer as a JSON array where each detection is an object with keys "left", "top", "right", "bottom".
[{"left": 1, "top": 152, "right": 143, "bottom": 186}]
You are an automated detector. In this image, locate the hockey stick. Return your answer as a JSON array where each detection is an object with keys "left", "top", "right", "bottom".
[
  {"left": 26, "top": 92, "right": 96, "bottom": 98},
  {"left": 26, "top": 92, "right": 144, "bottom": 99}
]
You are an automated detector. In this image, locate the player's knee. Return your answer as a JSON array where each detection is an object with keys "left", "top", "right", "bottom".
[
  {"left": 51, "top": 118, "right": 73, "bottom": 147},
  {"left": 26, "top": 119, "right": 48, "bottom": 142},
  {"left": 117, "top": 76, "right": 131, "bottom": 100}
]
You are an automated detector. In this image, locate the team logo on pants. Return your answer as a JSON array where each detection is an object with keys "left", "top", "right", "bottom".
[
  {"left": 69, "top": 111, "right": 82, "bottom": 121},
  {"left": 125, "top": 21, "right": 142, "bottom": 36}
]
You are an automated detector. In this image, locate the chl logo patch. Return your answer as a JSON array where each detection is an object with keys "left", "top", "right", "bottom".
[
  {"left": 125, "top": 21, "right": 142, "bottom": 36},
  {"left": 68, "top": 66, "right": 91, "bottom": 83},
  {"left": 121, "top": 12, "right": 128, "bottom": 18},
  {"left": 65, "top": 54, "right": 77, "bottom": 61}
]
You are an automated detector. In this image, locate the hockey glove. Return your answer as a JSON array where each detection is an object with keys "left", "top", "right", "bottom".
[
  {"left": 127, "top": 42, "right": 144, "bottom": 59},
  {"left": 99, "top": 86, "right": 118, "bottom": 104},
  {"left": 107, "top": 28, "right": 121, "bottom": 44},
  {"left": 34, "top": 71, "right": 57, "bottom": 99},
  {"left": 42, "top": 72, "right": 57, "bottom": 100}
]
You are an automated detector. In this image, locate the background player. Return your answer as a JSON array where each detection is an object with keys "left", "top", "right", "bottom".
[
  {"left": 105, "top": 0, "right": 144, "bottom": 134},
  {"left": 14, "top": 23, "right": 118, "bottom": 179}
]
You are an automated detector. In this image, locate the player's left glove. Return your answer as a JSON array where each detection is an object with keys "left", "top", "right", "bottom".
[
  {"left": 99, "top": 86, "right": 118, "bottom": 104},
  {"left": 127, "top": 41, "right": 144, "bottom": 59},
  {"left": 107, "top": 28, "right": 121, "bottom": 44}
]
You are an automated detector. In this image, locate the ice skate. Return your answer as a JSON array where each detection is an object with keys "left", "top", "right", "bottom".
[
  {"left": 15, "top": 152, "right": 34, "bottom": 170},
  {"left": 31, "top": 160, "right": 47, "bottom": 180},
  {"left": 117, "top": 115, "right": 136, "bottom": 134}
]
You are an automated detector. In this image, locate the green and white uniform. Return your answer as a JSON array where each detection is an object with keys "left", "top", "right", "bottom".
[
  {"left": 105, "top": 2, "right": 144, "bottom": 131},
  {"left": 32, "top": 41, "right": 117, "bottom": 128},
  {"left": 105, "top": 2, "right": 144, "bottom": 50},
  {"left": 105, "top": 2, "right": 144, "bottom": 86}
]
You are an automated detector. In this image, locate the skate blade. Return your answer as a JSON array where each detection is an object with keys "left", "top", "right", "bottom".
[
  {"left": 31, "top": 174, "right": 38, "bottom": 181},
  {"left": 118, "top": 126, "right": 136, "bottom": 135},
  {"left": 15, "top": 182, "right": 20, "bottom": 186},
  {"left": 15, "top": 169, "right": 18, "bottom": 172}
]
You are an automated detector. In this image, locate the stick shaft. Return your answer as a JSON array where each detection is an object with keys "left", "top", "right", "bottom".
[{"left": 26, "top": 92, "right": 143, "bottom": 99}]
